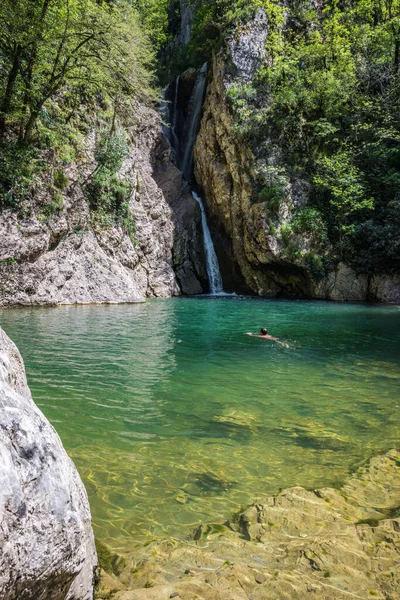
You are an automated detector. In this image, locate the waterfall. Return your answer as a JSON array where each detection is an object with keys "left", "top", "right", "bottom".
[
  {"left": 177, "top": 0, "right": 195, "bottom": 45},
  {"left": 180, "top": 62, "right": 208, "bottom": 181},
  {"left": 162, "top": 62, "right": 225, "bottom": 294},
  {"left": 192, "top": 192, "right": 224, "bottom": 294},
  {"left": 159, "top": 91, "right": 170, "bottom": 141}
]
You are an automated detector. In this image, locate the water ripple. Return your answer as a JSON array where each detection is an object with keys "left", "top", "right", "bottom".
[{"left": 1, "top": 297, "right": 399, "bottom": 551}]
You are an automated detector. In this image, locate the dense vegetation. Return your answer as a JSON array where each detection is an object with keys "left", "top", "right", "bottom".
[
  {"left": 0, "top": 0, "right": 155, "bottom": 232},
  {"left": 186, "top": 0, "right": 400, "bottom": 273}
]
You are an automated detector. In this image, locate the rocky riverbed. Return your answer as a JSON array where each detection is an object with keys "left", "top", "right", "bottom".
[
  {"left": 96, "top": 449, "right": 400, "bottom": 600},
  {"left": 1, "top": 318, "right": 399, "bottom": 600}
]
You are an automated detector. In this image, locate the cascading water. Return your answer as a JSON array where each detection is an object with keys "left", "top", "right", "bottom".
[
  {"left": 192, "top": 192, "right": 224, "bottom": 294},
  {"left": 171, "top": 76, "right": 180, "bottom": 155},
  {"left": 164, "top": 62, "right": 225, "bottom": 293}
]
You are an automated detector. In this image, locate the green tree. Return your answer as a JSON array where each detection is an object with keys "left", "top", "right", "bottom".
[
  {"left": 314, "top": 150, "right": 374, "bottom": 255},
  {"left": 133, "top": 0, "right": 171, "bottom": 52},
  {"left": 0, "top": 0, "right": 155, "bottom": 141}
]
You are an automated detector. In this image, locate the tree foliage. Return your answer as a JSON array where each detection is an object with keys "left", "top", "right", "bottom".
[
  {"left": 2, "top": 0, "right": 400, "bottom": 272},
  {"left": 0, "top": 0, "right": 155, "bottom": 141},
  {"left": 132, "top": 0, "right": 171, "bottom": 51},
  {"left": 0, "top": 0, "right": 157, "bottom": 231},
  {"left": 314, "top": 150, "right": 374, "bottom": 254}
]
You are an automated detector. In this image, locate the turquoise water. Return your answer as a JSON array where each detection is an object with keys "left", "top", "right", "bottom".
[{"left": 1, "top": 297, "right": 400, "bottom": 551}]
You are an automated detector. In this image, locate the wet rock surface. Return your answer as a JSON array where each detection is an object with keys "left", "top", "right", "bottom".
[
  {"left": 96, "top": 449, "right": 400, "bottom": 600},
  {"left": 152, "top": 149, "right": 207, "bottom": 295},
  {"left": 0, "top": 104, "right": 204, "bottom": 306},
  {"left": 0, "top": 327, "right": 97, "bottom": 599}
]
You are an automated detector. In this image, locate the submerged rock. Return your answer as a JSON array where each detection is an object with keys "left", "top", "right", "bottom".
[
  {"left": 0, "top": 327, "right": 97, "bottom": 599},
  {"left": 96, "top": 449, "right": 400, "bottom": 600}
]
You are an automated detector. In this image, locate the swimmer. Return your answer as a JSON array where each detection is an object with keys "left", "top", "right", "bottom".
[{"left": 247, "top": 327, "right": 280, "bottom": 341}]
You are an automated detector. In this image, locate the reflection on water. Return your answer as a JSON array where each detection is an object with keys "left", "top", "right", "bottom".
[{"left": 1, "top": 297, "right": 400, "bottom": 551}]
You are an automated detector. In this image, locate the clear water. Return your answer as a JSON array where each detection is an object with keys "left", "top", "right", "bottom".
[{"left": 1, "top": 297, "right": 399, "bottom": 552}]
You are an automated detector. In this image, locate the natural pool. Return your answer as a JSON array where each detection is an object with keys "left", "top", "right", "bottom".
[{"left": 1, "top": 297, "right": 400, "bottom": 552}]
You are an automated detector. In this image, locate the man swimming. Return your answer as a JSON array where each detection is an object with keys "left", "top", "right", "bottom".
[{"left": 247, "top": 328, "right": 280, "bottom": 341}]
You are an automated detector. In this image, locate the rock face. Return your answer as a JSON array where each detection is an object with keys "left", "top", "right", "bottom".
[
  {"left": 369, "top": 273, "right": 400, "bottom": 303},
  {"left": 153, "top": 155, "right": 207, "bottom": 295},
  {"left": 315, "top": 262, "right": 369, "bottom": 302},
  {"left": 194, "top": 51, "right": 313, "bottom": 298},
  {"left": 96, "top": 449, "right": 400, "bottom": 600},
  {"left": 176, "top": 0, "right": 195, "bottom": 46},
  {"left": 225, "top": 9, "right": 268, "bottom": 83},
  {"left": 0, "top": 328, "right": 97, "bottom": 599},
  {"left": 194, "top": 17, "right": 400, "bottom": 302},
  {"left": 0, "top": 104, "right": 204, "bottom": 306}
]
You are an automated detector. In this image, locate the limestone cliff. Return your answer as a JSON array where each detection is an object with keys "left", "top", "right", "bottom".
[
  {"left": 0, "top": 327, "right": 97, "bottom": 599},
  {"left": 194, "top": 15, "right": 400, "bottom": 302},
  {"left": 0, "top": 104, "right": 205, "bottom": 306}
]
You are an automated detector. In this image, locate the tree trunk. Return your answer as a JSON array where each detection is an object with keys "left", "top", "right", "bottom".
[
  {"left": 0, "top": 46, "right": 22, "bottom": 136},
  {"left": 110, "top": 102, "right": 117, "bottom": 135},
  {"left": 23, "top": 105, "right": 42, "bottom": 142},
  {"left": 20, "top": 0, "right": 53, "bottom": 124},
  {"left": 394, "top": 38, "right": 399, "bottom": 74}
]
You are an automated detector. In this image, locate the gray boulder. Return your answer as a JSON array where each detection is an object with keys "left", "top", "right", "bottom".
[
  {"left": 369, "top": 273, "right": 400, "bottom": 303},
  {"left": 0, "top": 327, "right": 97, "bottom": 599}
]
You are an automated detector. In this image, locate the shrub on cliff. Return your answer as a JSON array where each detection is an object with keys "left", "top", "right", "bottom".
[{"left": 85, "top": 130, "right": 135, "bottom": 239}]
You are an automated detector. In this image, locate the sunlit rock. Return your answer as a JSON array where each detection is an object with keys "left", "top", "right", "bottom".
[{"left": 0, "top": 328, "right": 97, "bottom": 599}]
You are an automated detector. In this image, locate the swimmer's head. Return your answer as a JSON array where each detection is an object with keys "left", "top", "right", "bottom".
[{"left": 260, "top": 328, "right": 267, "bottom": 335}]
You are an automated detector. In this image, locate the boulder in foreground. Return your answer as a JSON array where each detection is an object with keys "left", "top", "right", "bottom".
[{"left": 0, "top": 327, "right": 97, "bottom": 599}]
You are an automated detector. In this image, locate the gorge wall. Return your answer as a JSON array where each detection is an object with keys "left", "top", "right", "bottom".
[
  {"left": 193, "top": 12, "right": 400, "bottom": 302},
  {"left": 0, "top": 104, "right": 205, "bottom": 306},
  {"left": 0, "top": 327, "right": 97, "bottom": 599},
  {"left": 2, "top": 0, "right": 399, "bottom": 305}
]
